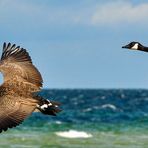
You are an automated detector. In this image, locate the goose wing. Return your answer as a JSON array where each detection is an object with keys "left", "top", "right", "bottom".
[
  {"left": 0, "top": 86, "right": 38, "bottom": 132},
  {"left": 0, "top": 43, "right": 43, "bottom": 90}
]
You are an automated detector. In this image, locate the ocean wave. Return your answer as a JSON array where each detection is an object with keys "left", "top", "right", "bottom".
[
  {"left": 55, "top": 130, "right": 93, "bottom": 138},
  {"left": 55, "top": 121, "right": 62, "bottom": 124},
  {"left": 101, "top": 104, "right": 117, "bottom": 110},
  {"left": 82, "top": 108, "right": 93, "bottom": 112},
  {"left": 81, "top": 104, "right": 118, "bottom": 112}
]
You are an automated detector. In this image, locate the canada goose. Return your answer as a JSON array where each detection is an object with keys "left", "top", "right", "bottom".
[
  {"left": 0, "top": 43, "right": 61, "bottom": 133},
  {"left": 122, "top": 41, "right": 148, "bottom": 52}
]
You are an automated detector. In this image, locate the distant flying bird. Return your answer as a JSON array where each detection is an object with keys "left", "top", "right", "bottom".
[
  {"left": 122, "top": 41, "right": 148, "bottom": 52},
  {"left": 0, "top": 43, "right": 61, "bottom": 133}
]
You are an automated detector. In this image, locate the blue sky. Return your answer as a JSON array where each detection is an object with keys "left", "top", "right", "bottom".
[{"left": 1, "top": 0, "right": 148, "bottom": 88}]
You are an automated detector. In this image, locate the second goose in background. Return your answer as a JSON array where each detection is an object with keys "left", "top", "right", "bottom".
[{"left": 122, "top": 41, "right": 148, "bottom": 52}]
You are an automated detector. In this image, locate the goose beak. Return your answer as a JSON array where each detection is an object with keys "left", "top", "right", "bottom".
[{"left": 122, "top": 44, "right": 130, "bottom": 49}]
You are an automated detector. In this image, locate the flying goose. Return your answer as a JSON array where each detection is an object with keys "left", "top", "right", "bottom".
[
  {"left": 0, "top": 43, "right": 61, "bottom": 133},
  {"left": 122, "top": 41, "right": 148, "bottom": 52}
]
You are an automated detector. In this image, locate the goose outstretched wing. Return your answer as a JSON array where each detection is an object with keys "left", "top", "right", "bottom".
[
  {"left": 0, "top": 90, "right": 38, "bottom": 132},
  {"left": 0, "top": 43, "right": 43, "bottom": 90}
]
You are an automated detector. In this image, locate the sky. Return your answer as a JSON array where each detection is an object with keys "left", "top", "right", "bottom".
[{"left": 1, "top": 0, "right": 148, "bottom": 88}]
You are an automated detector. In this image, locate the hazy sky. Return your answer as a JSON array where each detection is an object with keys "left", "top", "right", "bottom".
[{"left": 1, "top": 0, "right": 148, "bottom": 88}]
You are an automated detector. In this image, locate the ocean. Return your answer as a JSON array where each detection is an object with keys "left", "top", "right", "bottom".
[{"left": 0, "top": 89, "right": 148, "bottom": 148}]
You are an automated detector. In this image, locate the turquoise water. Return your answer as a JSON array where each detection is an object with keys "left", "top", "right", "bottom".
[
  {"left": 0, "top": 89, "right": 148, "bottom": 148},
  {"left": 1, "top": 121, "right": 148, "bottom": 148}
]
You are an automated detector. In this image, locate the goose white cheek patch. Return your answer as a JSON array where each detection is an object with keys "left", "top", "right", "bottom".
[{"left": 131, "top": 43, "right": 138, "bottom": 50}]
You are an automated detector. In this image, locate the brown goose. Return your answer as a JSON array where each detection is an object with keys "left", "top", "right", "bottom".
[{"left": 0, "top": 42, "right": 61, "bottom": 132}]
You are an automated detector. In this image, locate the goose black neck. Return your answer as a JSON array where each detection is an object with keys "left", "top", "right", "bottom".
[{"left": 139, "top": 46, "right": 148, "bottom": 52}]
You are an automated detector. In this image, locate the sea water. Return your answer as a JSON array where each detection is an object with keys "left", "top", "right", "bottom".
[{"left": 0, "top": 89, "right": 148, "bottom": 148}]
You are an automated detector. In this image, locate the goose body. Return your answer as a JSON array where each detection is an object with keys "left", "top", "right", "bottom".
[{"left": 0, "top": 43, "right": 61, "bottom": 132}]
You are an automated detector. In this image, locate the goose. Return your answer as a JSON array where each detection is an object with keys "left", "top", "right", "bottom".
[
  {"left": 0, "top": 42, "right": 61, "bottom": 133},
  {"left": 122, "top": 41, "right": 148, "bottom": 52}
]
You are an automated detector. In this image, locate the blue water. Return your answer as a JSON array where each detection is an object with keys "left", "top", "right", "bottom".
[
  {"left": 1, "top": 89, "right": 148, "bottom": 148},
  {"left": 38, "top": 89, "right": 148, "bottom": 123}
]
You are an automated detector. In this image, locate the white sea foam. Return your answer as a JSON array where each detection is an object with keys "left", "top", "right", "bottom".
[
  {"left": 83, "top": 108, "right": 92, "bottom": 112},
  {"left": 55, "top": 121, "right": 62, "bottom": 124},
  {"left": 55, "top": 130, "right": 93, "bottom": 138},
  {"left": 101, "top": 104, "right": 117, "bottom": 110}
]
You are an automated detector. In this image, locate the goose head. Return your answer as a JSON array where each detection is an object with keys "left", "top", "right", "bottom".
[{"left": 122, "top": 41, "right": 144, "bottom": 50}]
